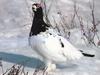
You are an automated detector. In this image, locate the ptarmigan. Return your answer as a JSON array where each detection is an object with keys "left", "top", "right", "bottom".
[{"left": 29, "top": 3, "right": 95, "bottom": 72}]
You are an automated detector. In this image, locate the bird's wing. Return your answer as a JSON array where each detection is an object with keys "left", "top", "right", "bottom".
[
  {"left": 58, "top": 36, "right": 83, "bottom": 60},
  {"left": 30, "top": 33, "right": 67, "bottom": 62}
]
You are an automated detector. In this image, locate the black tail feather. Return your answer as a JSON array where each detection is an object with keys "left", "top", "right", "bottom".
[
  {"left": 80, "top": 50, "right": 95, "bottom": 57},
  {"left": 82, "top": 52, "right": 95, "bottom": 57}
]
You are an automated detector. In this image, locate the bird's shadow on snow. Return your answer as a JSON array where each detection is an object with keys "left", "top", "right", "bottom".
[
  {"left": 0, "top": 52, "right": 44, "bottom": 68},
  {"left": 0, "top": 52, "right": 79, "bottom": 70}
]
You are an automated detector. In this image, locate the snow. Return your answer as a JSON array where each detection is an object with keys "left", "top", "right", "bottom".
[{"left": 0, "top": 0, "right": 100, "bottom": 75}]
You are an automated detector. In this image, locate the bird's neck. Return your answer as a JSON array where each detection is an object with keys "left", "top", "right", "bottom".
[
  {"left": 34, "top": 11, "right": 43, "bottom": 19},
  {"left": 29, "top": 12, "right": 49, "bottom": 37}
]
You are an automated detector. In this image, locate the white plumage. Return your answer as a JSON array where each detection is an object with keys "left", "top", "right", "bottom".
[
  {"left": 29, "top": 3, "right": 94, "bottom": 72},
  {"left": 30, "top": 28, "right": 83, "bottom": 63}
]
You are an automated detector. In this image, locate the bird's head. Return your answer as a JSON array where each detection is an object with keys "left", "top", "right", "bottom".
[{"left": 32, "top": 3, "right": 42, "bottom": 12}]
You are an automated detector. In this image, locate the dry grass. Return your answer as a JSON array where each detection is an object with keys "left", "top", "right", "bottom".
[{"left": 0, "top": 57, "right": 47, "bottom": 75}]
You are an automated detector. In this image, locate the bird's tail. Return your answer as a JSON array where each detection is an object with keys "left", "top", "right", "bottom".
[{"left": 80, "top": 50, "right": 95, "bottom": 57}]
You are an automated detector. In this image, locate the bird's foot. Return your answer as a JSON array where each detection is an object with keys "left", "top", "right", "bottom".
[{"left": 43, "top": 63, "right": 56, "bottom": 75}]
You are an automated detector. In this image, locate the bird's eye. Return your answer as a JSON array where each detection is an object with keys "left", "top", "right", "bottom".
[{"left": 32, "top": 5, "right": 37, "bottom": 11}]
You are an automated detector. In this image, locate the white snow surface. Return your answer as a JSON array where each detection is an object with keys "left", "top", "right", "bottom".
[{"left": 0, "top": 0, "right": 100, "bottom": 75}]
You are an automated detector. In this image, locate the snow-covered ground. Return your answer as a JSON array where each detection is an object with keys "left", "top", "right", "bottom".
[{"left": 0, "top": 0, "right": 100, "bottom": 75}]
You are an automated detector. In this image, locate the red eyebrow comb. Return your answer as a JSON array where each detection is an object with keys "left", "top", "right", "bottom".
[{"left": 32, "top": 3, "right": 41, "bottom": 8}]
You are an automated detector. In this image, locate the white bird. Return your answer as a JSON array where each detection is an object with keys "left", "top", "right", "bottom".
[{"left": 29, "top": 3, "right": 95, "bottom": 72}]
